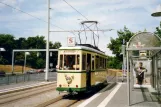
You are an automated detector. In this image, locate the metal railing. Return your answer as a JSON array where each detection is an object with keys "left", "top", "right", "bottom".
[
  {"left": 106, "top": 69, "right": 117, "bottom": 83},
  {"left": 0, "top": 72, "right": 56, "bottom": 85},
  {"left": 107, "top": 69, "right": 127, "bottom": 83}
]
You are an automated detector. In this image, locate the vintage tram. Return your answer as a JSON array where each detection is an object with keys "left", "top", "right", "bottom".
[{"left": 56, "top": 44, "right": 108, "bottom": 93}]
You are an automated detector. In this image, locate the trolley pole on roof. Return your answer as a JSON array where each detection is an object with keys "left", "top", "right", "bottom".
[{"left": 45, "top": 0, "right": 50, "bottom": 81}]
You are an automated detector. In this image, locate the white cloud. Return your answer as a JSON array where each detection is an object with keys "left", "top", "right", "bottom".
[
  {"left": 0, "top": 9, "right": 47, "bottom": 22},
  {"left": 0, "top": 0, "right": 160, "bottom": 56},
  {"left": 51, "top": 0, "right": 90, "bottom": 13},
  {"left": 0, "top": 0, "right": 16, "bottom": 8},
  {"left": 0, "top": 0, "right": 24, "bottom": 11}
]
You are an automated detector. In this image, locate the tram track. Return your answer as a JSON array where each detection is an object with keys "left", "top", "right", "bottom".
[
  {"left": 35, "top": 94, "right": 67, "bottom": 107},
  {"left": 0, "top": 82, "right": 56, "bottom": 96},
  {"left": 0, "top": 81, "right": 81, "bottom": 107},
  {"left": 35, "top": 85, "right": 108, "bottom": 107},
  {"left": 0, "top": 82, "right": 57, "bottom": 105},
  {"left": 46, "top": 99, "right": 78, "bottom": 107},
  {"left": 0, "top": 79, "right": 116, "bottom": 107},
  {"left": 34, "top": 82, "right": 115, "bottom": 107},
  {"left": 35, "top": 94, "right": 79, "bottom": 107}
]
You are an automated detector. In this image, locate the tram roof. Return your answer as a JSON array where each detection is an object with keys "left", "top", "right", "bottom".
[{"left": 59, "top": 45, "right": 107, "bottom": 56}]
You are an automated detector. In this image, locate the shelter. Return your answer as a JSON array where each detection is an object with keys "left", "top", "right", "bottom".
[{"left": 126, "top": 32, "right": 161, "bottom": 105}]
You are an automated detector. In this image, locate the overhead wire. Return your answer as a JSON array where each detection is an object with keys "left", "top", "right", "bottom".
[
  {"left": 62, "top": 0, "right": 100, "bottom": 46},
  {"left": 0, "top": 1, "right": 77, "bottom": 36},
  {"left": 62, "top": 0, "right": 104, "bottom": 47},
  {"left": 62, "top": 0, "right": 114, "bottom": 39},
  {"left": 62, "top": 0, "right": 88, "bottom": 20}
]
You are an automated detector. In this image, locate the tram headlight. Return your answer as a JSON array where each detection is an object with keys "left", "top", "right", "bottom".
[{"left": 76, "top": 85, "right": 78, "bottom": 88}]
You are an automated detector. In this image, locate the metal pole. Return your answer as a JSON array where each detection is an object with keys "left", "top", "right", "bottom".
[
  {"left": 45, "top": 0, "right": 50, "bottom": 81},
  {"left": 122, "top": 45, "right": 125, "bottom": 82},
  {"left": 126, "top": 42, "right": 130, "bottom": 106},
  {"left": 130, "top": 58, "right": 133, "bottom": 89},
  {"left": 11, "top": 51, "right": 14, "bottom": 74},
  {"left": 154, "top": 55, "right": 157, "bottom": 90},
  {"left": 122, "top": 39, "right": 125, "bottom": 82},
  {"left": 155, "top": 55, "right": 159, "bottom": 95},
  {"left": 23, "top": 52, "right": 27, "bottom": 73}
]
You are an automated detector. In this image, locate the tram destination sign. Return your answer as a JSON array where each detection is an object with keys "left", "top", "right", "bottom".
[{"left": 67, "top": 37, "right": 75, "bottom": 47}]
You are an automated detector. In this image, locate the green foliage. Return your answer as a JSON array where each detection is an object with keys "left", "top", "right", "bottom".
[
  {"left": 36, "top": 58, "right": 45, "bottom": 69},
  {"left": 108, "top": 26, "right": 134, "bottom": 57},
  {"left": 155, "top": 22, "right": 161, "bottom": 38},
  {"left": 52, "top": 42, "right": 62, "bottom": 49},
  {"left": 107, "top": 56, "right": 122, "bottom": 69},
  {"left": 49, "top": 42, "right": 61, "bottom": 68},
  {"left": 0, "top": 34, "right": 62, "bottom": 69},
  {"left": 25, "top": 36, "right": 46, "bottom": 49},
  {"left": 107, "top": 26, "right": 134, "bottom": 69},
  {"left": 0, "top": 34, "right": 16, "bottom": 64}
]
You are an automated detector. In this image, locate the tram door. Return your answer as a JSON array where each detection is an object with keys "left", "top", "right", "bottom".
[{"left": 86, "top": 54, "right": 91, "bottom": 89}]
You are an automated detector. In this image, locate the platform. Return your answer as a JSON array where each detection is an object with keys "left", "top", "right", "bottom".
[{"left": 78, "top": 82, "right": 161, "bottom": 107}]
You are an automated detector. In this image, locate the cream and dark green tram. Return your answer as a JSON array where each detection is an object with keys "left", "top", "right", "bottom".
[{"left": 56, "top": 44, "right": 107, "bottom": 93}]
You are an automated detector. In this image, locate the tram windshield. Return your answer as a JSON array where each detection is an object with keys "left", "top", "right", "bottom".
[{"left": 59, "top": 54, "right": 80, "bottom": 70}]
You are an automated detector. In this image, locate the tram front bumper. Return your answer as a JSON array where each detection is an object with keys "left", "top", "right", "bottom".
[{"left": 56, "top": 87, "right": 86, "bottom": 92}]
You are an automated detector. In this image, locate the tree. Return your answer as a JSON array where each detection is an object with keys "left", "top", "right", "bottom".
[
  {"left": 107, "top": 56, "right": 122, "bottom": 69},
  {"left": 107, "top": 26, "right": 134, "bottom": 69},
  {"left": 155, "top": 22, "right": 161, "bottom": 37},
  {"left": 53, "top": 42, "right": 62, "bottom": 49},
  {"left": 15, "top": 37, "right": 26, "bottom": 49},
  {"left": 25, "top": 36, "right": 46, "bottom": 49},
  {"left": 50, "top": 41, "right": 62, "bottom": 49},
  {"left": 36, "top": 58, "right": 45, "bottom": 68},
  {"left": 14, "top": 38, "right": 27, "bottom": 65},
  {"left": 49, "top": 42, "right": 62, "bottom": 68},
  {"left": 0, "top": 33, "right": 62, "bottom": 69},
  {"left": 0, "top": 34, "right": 16, "bottom": 64}
]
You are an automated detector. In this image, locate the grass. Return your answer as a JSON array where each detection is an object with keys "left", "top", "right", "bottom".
[{"left": 0, "top": 65, "right": 33, "bottom": 73}]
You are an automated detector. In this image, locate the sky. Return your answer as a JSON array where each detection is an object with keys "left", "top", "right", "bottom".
[{"left": 0, "top": 0, "right": 161, "bottom": 56}]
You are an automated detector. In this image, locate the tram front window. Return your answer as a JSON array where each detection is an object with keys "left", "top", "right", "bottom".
[
  {"left": 64, "top": 55, "right": 76, "bottom": 70},
  {"left": 59, "top": 55, "right": 63, "bottom": 70}
]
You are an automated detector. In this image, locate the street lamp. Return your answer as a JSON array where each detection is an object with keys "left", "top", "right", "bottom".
[
  {"left": 151, "top": 5, "right": 161, "bottom": 17},
  {"left": 0, "top": 48, "right": 6, "bottom": 52},
  {"left": 0, "top": 48, "right": 6, "bottom": 64},
  {"left": 23, "top": 52, "right": 30, "bottom": 73}
]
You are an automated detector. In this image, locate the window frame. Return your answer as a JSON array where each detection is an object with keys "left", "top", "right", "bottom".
[
  {"left": 82, "top": 53, "right": 87, "bottom": 71},
  {"left": 59, "top": 53, "right": 80, "bottom": 71}
]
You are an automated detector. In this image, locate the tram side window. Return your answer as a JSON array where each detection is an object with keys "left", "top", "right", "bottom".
[
  {"left": 59, "top": 55, "right": 63, "bottom": 70},
  {"left": 99, "top": 57, "right": 102, "bottom": 69},
  {"left": 105, "top": 59, "right": 107, "bottom": 68},
  {"left": 82, "top": 54, "right": 86, "bottom": 70},
  {"left": 76, "top": 55, "right": 80, "bottom": 70},
  {"left": 92, "top": 56, "right": 95, "bottom": 70},
  {"left": 105, "top": 59, "right": 108, "bottom": 68},
  {"left": 100, "top": 57, "right": 103, "bottom": 69},
  {"left": 103, "top": 58, "right": 105, "bottom": 69},
  {"left": 96, "top": 56, "right": 99, "bottom": 69},
  {"left": 64, "top": 55, "right": 75, "bottom": 70}
]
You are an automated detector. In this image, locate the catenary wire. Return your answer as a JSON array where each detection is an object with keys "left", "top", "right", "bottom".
[{"left": 0, "top": 1, "right": 77, "bottom": 36}]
